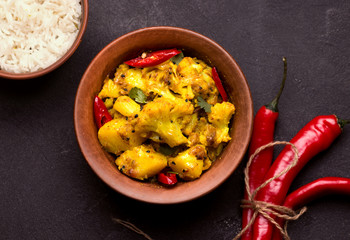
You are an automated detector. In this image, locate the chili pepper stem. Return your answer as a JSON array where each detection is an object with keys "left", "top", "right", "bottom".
[
  {"left": 338, "top": 118, "right": 350, "bottom": 129},
  {"left": 265, "top": 57, "right": 287, "bottom": 112}
]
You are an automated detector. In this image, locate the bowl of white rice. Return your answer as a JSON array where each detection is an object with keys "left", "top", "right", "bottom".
[{"left": 0, "top": 0, "right": 88, "bottom": 80}]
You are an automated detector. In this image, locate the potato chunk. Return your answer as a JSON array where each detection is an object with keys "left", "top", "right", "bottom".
[
  {"left": 115, "top": 145, "right": 167, "bottom": 180},
  {"left": 173, "top": 57, "right": 219, "bottom": 104},
  {"left": 98, "top": 119, "right": 145, "bottom": 155},
  {"left": 168, "top": 145, "right": 208, "bottom": 180},
  {"left": 98, "top": 79, "right": 121, "bottom": 99},
  {"left": 113, "top": 96, "right": 141, "bottom": 117}
]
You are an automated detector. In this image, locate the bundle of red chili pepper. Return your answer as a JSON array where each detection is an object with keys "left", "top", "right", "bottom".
[
  {"left": 250, "top": 115, "right": 347, "bottom": 240},
  {"left": 238, "top": 57, "right": 350, "bottom": 240}
]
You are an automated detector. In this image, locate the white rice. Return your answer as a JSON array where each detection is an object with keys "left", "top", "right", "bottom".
[{"left": 0, "top": 0, "right": 82, "bottom": 73}]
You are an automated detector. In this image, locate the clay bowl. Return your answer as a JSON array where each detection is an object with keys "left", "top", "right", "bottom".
[
  {"left": 74, "top": 26, "right": 253, "bottom": 204},
  {"left": 0, "top": 0, "right": 89, "bottom": 80}
]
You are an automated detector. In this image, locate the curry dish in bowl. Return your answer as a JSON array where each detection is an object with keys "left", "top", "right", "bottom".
[
  {"left": 74, "top": 26, "right": 253, "bottom": 204},
  {"left": 94, "top": 49, "right": 235, "bottom": 185}
]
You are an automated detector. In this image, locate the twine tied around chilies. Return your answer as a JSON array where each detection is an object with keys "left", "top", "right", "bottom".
[{"left": 233, "top": 141, "right": 307, "bottom": 240}]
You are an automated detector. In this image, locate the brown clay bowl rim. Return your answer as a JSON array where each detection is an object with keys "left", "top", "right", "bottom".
[
  {"left": 74, "top": 26, "right": 253, "bottom": 204},
  {"left": 0, "top": 0, "right": 89, "bottom": 80}
]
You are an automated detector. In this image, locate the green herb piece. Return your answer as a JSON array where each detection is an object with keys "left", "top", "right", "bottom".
[
  {"left": 170, "top": 51, "right": 184, "bottom": 65},
  {"left": 197, "top": 96, "right": 212, "bottom": 113},
  {"left": 159, "top": 144, "right": 178, "bottom": 156},
  {"left": 129, "top": 87, "right": 147, "bottom": 103}
]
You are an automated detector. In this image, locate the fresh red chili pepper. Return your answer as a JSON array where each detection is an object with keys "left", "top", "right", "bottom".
[
  {"left": 212, "top": 67, "right": 228, "bottom": 102},
  {"left": 94, "top": 95, "right": 113, "bottom": 129},
  {"left": 124, "top": 49, "right": 181, "bottom": 68},
  {"left": 272, "top": 177, "right": 350, "bottom": 240},
  {"left": 157, "top": 172, "right": 178, "bottom": 185},
  {"left": 252, "top": 115, "right": 348, "bottom": 240},
  {"left": 241, "top": 57, "right": 287, "bottom": 240}
]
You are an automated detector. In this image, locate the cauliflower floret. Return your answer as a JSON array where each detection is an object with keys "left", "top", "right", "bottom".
[
  {"left": 116, "top": 145, "right": 167, "bottom": 180},
  {"left": 178, "top": 57, "right": 206, "bottom": 75},
  {"left": 120, "top": 67, "right": 145, "bottom": 92},
  {"left": 194, "top": 106, "right": 234, "bottom": 149},
  {"left": 181, "top": 112, "right": 198, "bottom": 136},
  {"left": 172, "top": 57, "right": 219, "bottom": 104},
  {"left": 104, "top": 98, "right": 114, "bottom": 109},
  {"left": 98, "top": 119, "right": 146, "bottom": 155},
  {"left": 141, "top": 61, "right": 177, "bottom": 100},
  {"left": 98, "top": 64, "right": 146, "bottom": 99},
  {"left": 191, "top": 102, "right": 235, "bottom": 148},
  {"left": 135, "top": 97, "right": 194, "bottom": 147},
  {"left": 197, "top": 118, "right": 218, "bottom": 147},
  {"left": 114, "top": 64, "right": 146, "bottom": 92},
  {"left": 168, "top": 145, "right": 209, "bottom": 180},
  {"left": 208, "top": 102, "right": 235, "bottom": 143}
]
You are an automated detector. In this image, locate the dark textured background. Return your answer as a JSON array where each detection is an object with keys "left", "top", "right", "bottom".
[{"left": 1, "top": 1, "right": 350, "bottom": 239}]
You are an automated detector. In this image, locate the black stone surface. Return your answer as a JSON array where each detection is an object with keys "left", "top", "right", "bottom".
[{"left": 1, "top": 1, "right": 350, "bottom": 239}]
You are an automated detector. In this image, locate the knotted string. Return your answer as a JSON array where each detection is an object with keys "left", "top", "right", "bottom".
[
  {"left": 113, "top": 218, "right": 153, "bottom": 240},
  {"left": 233, "top": 141, "right": 307, "bottom": 240}
]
